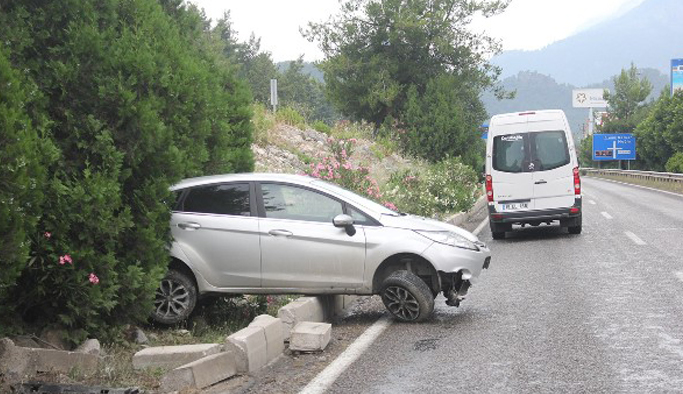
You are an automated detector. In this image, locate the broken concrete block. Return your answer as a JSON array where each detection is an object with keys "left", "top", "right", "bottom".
[
  {"left": 132, "top": 343, "right": 221, "bottom": 370},
  {"left": 0, "top": 338, "right": 98, "bottom": 381},
  {"left": 160, "top": 351, "right": 237, "bottom": 392},
  {"left": 277, "top": 297, "right": 326, "bottom": 340},
  {"left": 249, "top": 314, "right": 285, "bottom": 362},
  {"left": 289, "top": 322, "right": 332, "bottom": 352},
  {"left": 225, "top": 326, "right": 267, "bottom": 373}
]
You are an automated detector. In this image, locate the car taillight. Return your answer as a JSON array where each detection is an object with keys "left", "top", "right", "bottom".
[
  {"left": 485, "top": 175, "right": 494, "bottom": 202},
  {"left": 573, "top": 167, "right": 581, "bottom": 195}
]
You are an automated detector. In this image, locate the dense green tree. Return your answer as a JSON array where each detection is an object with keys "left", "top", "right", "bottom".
[
  {"left": 402, "top": 74, "right": 486, "bottom": 169},
  {"left": 634, "top": 90, "right": 683, "bottom": 171},
  {"left": 603, "top": 63, "right": 653, "bottom": 123},
  {"left": 305, "top": 0, "right": 508, "bottom": 128},
  {"left": 0, "top": 0, "right": 252, "bottom": 339},
  {"left": 0, "top": 47, "right": 57, "bottom": 317}
]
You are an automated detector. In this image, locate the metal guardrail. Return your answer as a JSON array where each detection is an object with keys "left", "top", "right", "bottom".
[{"left": 582, "top": 168, "right": 683, "bottom": 184}]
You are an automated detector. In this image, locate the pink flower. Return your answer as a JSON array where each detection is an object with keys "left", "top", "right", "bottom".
[
  {"left": 88, "top": 273, "right": 99, "bottom": 284},
  {"left": 384, "top": 202, "right": 398, "bottom": 211},
  {"left": 349, "top": 138, "right": 357, "bottom": 144},
  {"left": 58, "top": 254, "right": 73, "bottom": 265},
  {"left": 44, "top": 232, "right": 52, "bottom": 239}
]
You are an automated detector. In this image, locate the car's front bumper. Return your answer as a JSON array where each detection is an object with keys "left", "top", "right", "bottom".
[{"left": 421, "top": 241, "right": 491, "bottom": 284}]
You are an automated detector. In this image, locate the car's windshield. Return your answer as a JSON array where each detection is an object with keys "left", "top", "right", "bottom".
[{"left": 311, "top": 179, "right": 398, "bottom": 215}]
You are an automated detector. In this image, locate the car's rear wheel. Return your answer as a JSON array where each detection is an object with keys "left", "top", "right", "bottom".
[
  {"left": 380, "top": 270, "right": 434, "bottom": 322},
  {"left": 152, "top": 269, "right": 197, "bottom": 325}
]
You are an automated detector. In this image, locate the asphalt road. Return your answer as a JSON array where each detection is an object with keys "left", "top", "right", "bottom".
[{"left": 314, "top": 177, "right": 683, "bottom": 393}]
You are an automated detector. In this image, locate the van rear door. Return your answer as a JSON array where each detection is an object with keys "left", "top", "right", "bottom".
[
  {"left": 491, "top": 131, "right": 534, "bottom": 211},
  {"left": 528, "top": 125, "right": 575, "bottom": 210}
]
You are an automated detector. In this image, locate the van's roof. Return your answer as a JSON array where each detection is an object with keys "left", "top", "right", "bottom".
[{"left": 490, "top": 110, "right": 566, "bottom": 126}]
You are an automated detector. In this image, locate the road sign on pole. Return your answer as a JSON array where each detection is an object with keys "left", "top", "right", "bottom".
[
  {"left": 671, "top": 59, "right": 683, "bottom": 96},
  {"left": 592, "top": 134, "right": 636, "bottom": 161},
  {"left": 573, "top": 89, "right": 609, "bottom": 136},
  {"left": 270, "top": 79, "right": 278, "bottom": 112}
]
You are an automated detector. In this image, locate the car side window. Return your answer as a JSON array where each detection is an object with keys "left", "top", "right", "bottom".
[
  {"left": 347, "top": 206, "right": 373, "bottom": 226},
  {"left": 261, "top": 183, "right": 343, "bottom": 223},
  {"left": 182, "top": 183, "right": 250, "bottom": 216}
]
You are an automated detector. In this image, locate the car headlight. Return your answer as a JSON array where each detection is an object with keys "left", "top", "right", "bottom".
[{"left": 414, "top": 230, "right": 479, "bottom": 251}]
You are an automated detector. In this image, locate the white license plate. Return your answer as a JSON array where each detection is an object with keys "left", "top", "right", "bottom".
[{"left": 500, "top": 202, "right": 529, "bottom": 211}]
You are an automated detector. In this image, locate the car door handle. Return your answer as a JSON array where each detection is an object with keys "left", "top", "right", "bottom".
[
  {"left": 178, "top": 222, "right": 201, "bottom": 230},
  {"left": 534, "top": 180, "right": 548, "bottom": 185},
  {"left": 268, "top": 229, "right": 293, "bottom": 237}
]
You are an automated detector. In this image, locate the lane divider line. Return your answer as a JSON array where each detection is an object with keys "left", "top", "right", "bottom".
[
  {"left": 675, "top": 272, "right": 683, "bottom": 283},
  {"left": 298, "top": 316, "right": 393, "bottom": 394},
  {"left": 601, "top": 211, "right": 613, "bottom": 219},
  {"left": 589, "top": 200, "right": 597, "bottom": 205},
  {"left": 624, "top": 231, "right": 647, "bottom": 245}
]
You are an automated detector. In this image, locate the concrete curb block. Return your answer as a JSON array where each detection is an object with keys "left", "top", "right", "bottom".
[
  {"left": 277, "top": 297, "right": 326, "bottom": 341},
  {"left": 225, "top": 326, "right": 268, "bottom": 373},
  {"left": 132, "top": 343, "right": 221, "bottom": 370},
  {"left": 447, "top": 195, "right": 487, "bottom": 227},
  {"left": 289, "top": 322, "right": 332, "bottom": 352},
  {"left": 160, "top": 351, "right": 237, "bottom": 392},
  {"left": 0, "top": 338, "right": 99, "bottom": 381},
  {"left": 249, "top": 314, "right": 285, "bottom": 363}
]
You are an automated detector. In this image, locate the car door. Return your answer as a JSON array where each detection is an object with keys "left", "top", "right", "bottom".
[
  {"left": 258, "top": 182, "right": 366, "bottom": 290},
  {"left": 172, "top": 182, "right": 261, "bottom": 288},
  {"left": 529, "top": 130, "right": 575, "bottom": 210}
]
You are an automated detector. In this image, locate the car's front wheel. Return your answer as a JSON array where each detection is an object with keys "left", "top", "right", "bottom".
[
  {"left": 152, "top": 269, "right": 197, "bottom": 325},
  {"left": 380, "top": 270, "right": 434, "bottom": 322}
]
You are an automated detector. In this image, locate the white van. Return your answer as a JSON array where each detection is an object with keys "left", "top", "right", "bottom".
[{"left": 484, "top": 110, "right": 582, "bottom": 239}]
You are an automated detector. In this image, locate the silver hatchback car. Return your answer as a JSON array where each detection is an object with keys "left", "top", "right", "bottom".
[{"left": 153, "top": 173, "right": 491, "bottom": 324}]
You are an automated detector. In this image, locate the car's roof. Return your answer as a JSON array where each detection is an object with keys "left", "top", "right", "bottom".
[{"left": 170, "top": 173, "right": 315, "bottom": 191}]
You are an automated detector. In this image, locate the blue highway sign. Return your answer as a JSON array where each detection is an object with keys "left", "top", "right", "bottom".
[{"left": 593, "top": 133, "right": 636, "bottom": 161}]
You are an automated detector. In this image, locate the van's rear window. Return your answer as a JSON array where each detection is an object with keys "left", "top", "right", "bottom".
[
  {"left": 493, "top": 134, "right": 526, "bottom": 173},
  {"left": 493, "top": 131, "right": 569, "bottom": 173}
]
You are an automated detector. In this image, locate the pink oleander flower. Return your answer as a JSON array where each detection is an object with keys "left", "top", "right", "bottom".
[
  {"left": 59, "top": 254, "right": 73, "bottom": 265},
  {"left": 44, "top": 232, "right": 52, "bottom": 239},
  {"left": 349, "top": 138, "right": 357, "bottom": 143},
  {"left": 88, "top": 273, "right": 100, "bottom": 284},
  {"left": 384, "top": 202, "right": 398, "bottom": 211}
]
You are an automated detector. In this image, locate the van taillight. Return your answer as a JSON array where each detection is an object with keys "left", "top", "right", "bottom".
[
  {"left": 485, "top": 175, "right": 494, "bottom": 202},
  {"left": 573, "top": 167, "right": 581, "bottom": 195}
]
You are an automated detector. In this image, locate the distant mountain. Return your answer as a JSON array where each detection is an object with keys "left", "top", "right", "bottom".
[
  {"left": 492, "top": 0, "right": 683, "bottom": 86},
  {"left": 481, "top": 68, "right": 669, "bottom": 139}
]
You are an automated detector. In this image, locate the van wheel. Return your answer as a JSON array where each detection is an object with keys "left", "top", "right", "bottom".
[
  {"left": 381, "top": 271, "right": 434, "bottom": 322},
  {"left": 152, "top": 269, "right": 197, "bottom": 325},
  {"left": 492, "top": 231, "right": 506, "bottom": 240},
  {"left": 567, "top": 215, "right": 582, "bottom": 234}
]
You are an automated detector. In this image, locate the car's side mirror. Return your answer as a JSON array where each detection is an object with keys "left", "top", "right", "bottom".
[{"left": 333, "top": 214, "right": 356, "bottom": 236}]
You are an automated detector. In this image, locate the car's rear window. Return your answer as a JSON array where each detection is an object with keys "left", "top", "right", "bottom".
[
  {"left": 182, "top": 183, "right": 250, "bottom": 216},
  {"left": 493, "top": 131, "right": 569, "bottom": 173}
]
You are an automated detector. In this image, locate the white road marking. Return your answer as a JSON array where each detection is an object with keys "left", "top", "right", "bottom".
[
  {"left": 589, "top": 200, "right": 597, "bottom": 205},
  {"left": 299, "top": 316, "right": 393, "bottom": 394},
  {"left": 624, "top": 231, "right": 647, "bottom": 245},
  {"left": 601, "top": 211, "right": 613, "bottom": 219},
  {"left": 675, "top": 272, "right": 683, "bottom": 283}
]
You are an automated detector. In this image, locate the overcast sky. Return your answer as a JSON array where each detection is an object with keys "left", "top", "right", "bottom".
[{"left": 189, "top": 0, "right": 646, "bottom": 62}]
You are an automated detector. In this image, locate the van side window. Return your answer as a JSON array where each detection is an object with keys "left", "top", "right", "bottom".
[
  {"left": 493, "top": 134, "right": 526, "bottom": 173},
  {"left": 532, "top": 130, "right": 569, "bottom": 171}
]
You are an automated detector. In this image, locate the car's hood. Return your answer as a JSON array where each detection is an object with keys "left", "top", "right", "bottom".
[{"left": 378, "top": 214, "right": 479, "bottom": 242}]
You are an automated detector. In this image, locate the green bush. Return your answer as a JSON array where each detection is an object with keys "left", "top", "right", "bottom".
[
  {"left": 665, "top": 152, "right": 683, "bottom": 173},
  {"left": 312, "top": 120, "right": 331, "bottom": 135},
  {"left": 0, "top": 0, "right": 252, "bottom": 341},
  {"left": 383, "top": 157, "right": 479, "bottom": 219},
  {"left": 275, "top": 106, "right": 306, "bottom": 128},
  {"left": 0, "top": 47, "right": 57, "bottom": 322}
]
